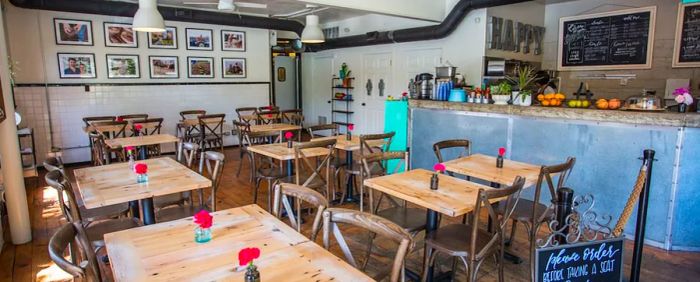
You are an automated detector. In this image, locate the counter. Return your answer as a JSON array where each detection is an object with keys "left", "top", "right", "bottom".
[{"left": 408, "top": 100, "right": 700, "bottom": 251}]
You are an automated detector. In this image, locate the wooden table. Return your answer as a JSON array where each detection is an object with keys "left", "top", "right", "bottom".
[
  {"left": 104, "top": 134, "right": 178, "bottom": 148},
  {"left": 249, "top": 123, "right": 301, "bottom": 136},
  {"left": 363, "top": 168, "right": 497, "bottom": 281},
  {"left": 442, "top": 154, "right": 541, "bottom": 187},
  {"left": 247, "top": 142, "right": 329, "bottom": 162},
  {"left": 104, "top": 204, "right": 372, "bottom": 282},
  {"left": 73, "top": 157, "right": 211, "bottom": 225}
]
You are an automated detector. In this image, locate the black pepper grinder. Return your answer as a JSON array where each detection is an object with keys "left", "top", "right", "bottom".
[
  {"left": 347, "top": 124, "right": 354, "bottom": 141},
  {"left": 244, "top": 265, "right": 260, "bottom": 282},
  {"left": 430, "top": 173, "right": 439, "bottom": 190}
]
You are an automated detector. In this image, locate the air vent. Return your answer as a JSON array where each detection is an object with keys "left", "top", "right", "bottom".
[{"left": 322, "top": 26, "right": 339, "bottom": 39}]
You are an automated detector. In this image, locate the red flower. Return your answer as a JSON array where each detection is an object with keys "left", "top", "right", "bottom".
[
  {"left": 134, "top": 163, "right": 148, "bottom": 174},
  {"left": 498, "top": 147, "right": 506, "bottom": 157},
  {"left": 284, "top": 131, "right": 294, "bottom": 140},
  {"left": 267, "top": 114, "right": 273, "bottom": 118},
  {"left": 134, "top": 124, "right": 143, "bottom": 132},
  {"left": 194, "top": 209, "right": 213, "bottom": 229},
  {"left": 238, "top": 247, "right": 261, "bottom": 266},
  {"left": 116, "top": 117, "right": 124, "bottom": 122},
  {"left": 348, "top": 124, "right": 355, "bottom": 131},
  {"left": 402, "top": 92, "right": 408, "bottom": 97},
  {"left": 433, "top": 163, "right": 446, "bottom": 172},
  {"left": 125, "top": 146, "right": 135, "bottom": 152},
  {"left": 267, "top": 105, "right": 274, "bottom": 110}
]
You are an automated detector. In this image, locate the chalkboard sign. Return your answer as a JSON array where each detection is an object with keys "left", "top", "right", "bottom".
[
  {"left": 535, "top": 238, "right": 624, "bottom": 282},
  {"left": 673, "top": 3, "right": 700, "bottom": 67},
  {"left": 558, "top": 7, "right": 656, "bottom": 71}
]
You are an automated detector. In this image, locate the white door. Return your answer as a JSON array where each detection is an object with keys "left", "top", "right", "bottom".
[
  {"left": 273, "top": 56, "right": 296, "bottom": 110},
  {"left": 358, "top": 52, "right": 393, "bottom": 134},
  {"left": 307, "top": 56, "right": 333, "bottom": 126},
  {"left": 398, "top": 47, "right": 442, "bottom": 92}
]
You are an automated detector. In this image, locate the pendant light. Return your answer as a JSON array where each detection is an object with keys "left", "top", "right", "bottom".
[
  {"left": 133, "top": 0, "right": 165, "bottom": 32},
  {"left": 301, "top": 15, "right": 325, "bottom": 44}
]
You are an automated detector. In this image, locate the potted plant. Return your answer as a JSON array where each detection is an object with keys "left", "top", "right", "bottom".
[
  {"left": 491, "top": 81, "right": 511, "bottom": 105},
  {"left": 507, "top": 65, "right": 537, "bottom": 106}
]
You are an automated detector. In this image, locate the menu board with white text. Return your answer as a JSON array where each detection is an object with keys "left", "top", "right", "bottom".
[{"left": 673, "top": 3, "right": 700, "bottom": 67}]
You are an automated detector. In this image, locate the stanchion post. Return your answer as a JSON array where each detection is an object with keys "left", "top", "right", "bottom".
[
  {"left": 554, "top": 187, "right": 574, "bottom": 244},
  {"left": 630, "top": 149, "right": 655, "bottom": 282}
]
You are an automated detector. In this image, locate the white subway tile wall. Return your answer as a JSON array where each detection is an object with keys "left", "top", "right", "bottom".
[{"left": 14, "top": 84, "right": 269, "bottom": 164}]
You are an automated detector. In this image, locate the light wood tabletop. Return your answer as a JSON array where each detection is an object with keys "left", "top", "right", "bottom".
[
  {"left": 442, "top": 154, "right": 541, "bottom": 187},
  {"left": 310, "top": 135, "right": 383, "bottom": 151},
  {"left": 73, "top": 157, "right": 211, "bottom": 209},
  {"left": 104, "top": 204, "right": 373, "bottom": 282},
  {"left": 247, "top": 142, "right": 330, "bottom": 161},
  {"left": 82, "top": 122, "right": 129, "bottom": 133},
  {"left": 363, "top": 169, "right": 496, "bottom": 217},
  {"left": 249, "top": 123, "right": 301, "bottom": 134},
  {"left": 104, "top": 134, "right": 179, "bottom": 148}
]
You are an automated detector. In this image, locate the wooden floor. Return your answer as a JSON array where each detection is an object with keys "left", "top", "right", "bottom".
[{"left": 2, "top": 147, "right": 700, "bottom": 281}]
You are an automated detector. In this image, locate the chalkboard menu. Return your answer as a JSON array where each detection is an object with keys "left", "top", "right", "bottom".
[
  {"left": 558, "top": 7, "right": 656, "bottom": 70},
  {"left": 673, "top": 3, "right": 700, "bottom": 67},
  {"left": 535, "top": 238, "right": 623, "bottom": 282}
]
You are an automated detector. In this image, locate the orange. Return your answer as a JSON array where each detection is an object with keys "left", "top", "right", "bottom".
[
  {"left": 542, "top": 100, "right": 551, "bottom": 106},
  {"left": 555, "top": 93, "right": 566, "bottom": 100},
  {"left": 537, "top": 94, "right": 545, "bottom": 101},
  {"left": 544, "top": 93, "right": 555, "bottom": 100},
  {"left": 596, "top": 100, "right": 609, "bottom": 110}
]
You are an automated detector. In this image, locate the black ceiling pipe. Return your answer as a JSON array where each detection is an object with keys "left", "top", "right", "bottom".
[
  {"left": 310, "top": 0, "right": 531, "bottom": 51},
  {"left": 8, "top": 0, "right": 304, "bottom": 35}
]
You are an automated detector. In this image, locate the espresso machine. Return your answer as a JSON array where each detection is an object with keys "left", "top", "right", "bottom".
[{"left": 414, "top": 73, "right": 434, "bottom": 100}]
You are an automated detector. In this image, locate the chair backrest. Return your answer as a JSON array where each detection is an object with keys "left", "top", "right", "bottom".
[
  {"left": 319, "top": 208, "right": 413, "bottom": 282},
  {"left": 88, "top": 132, "right": 107, "bottom": 166},
  {"left": 45, "top": 170, "right": 82, "bottom": 223},
  {"left": 198, "top": 151, "right": 225, "bottom": 211},
  {"left": 180, "top": 110, "right": 206, "bottom": 120},
  {"left": 236, "top": 107, "right": 258, "bottom": 124},
  {"left": 281, "top": 109, "right": 304, "bottom": 125},
  {"left": 117, "top": 114, "right": 148, "bottom": 122},
  {"left": 91, "top": 120, "right": 128, "bottom": 139},
  {"left": 433, "top": 139, "right": 471, "bottom": 163},
  {"left": 468, "top": 176, "right": 525, "bottom": 262},
  {"left": 256, "top": 110, "right": 281, "bottom": 124},
  {"left": 132, "top": 118, "right": 163, "bottom": 136},
  {"left": 198, "top": 114, "right": 225, "bottom": 142},
  {"left": 258, "top": 105, "right": 279, "bottom": 112},
  {"left": 306, "top": 124, "right": 339, "bottom": 138},
  {"left": 272, "top": 183, "right": 328, "bottom": 239},
  {"left": 233, "top": 120, "right": 251, "bottom": 148},
  {"left": 532, "top": 157, "right": 576, "bottom": 224},
  {"left": 49, "top": 222, "right": 103, "bottom": 281},
  {"left": 293, "top": 139, "right": 337, "bottom": 190},
  {"left": 359, "top": 132, "right": 395, "bottom": 156},
  {"left": 361, "top": 151, "right": 408, "bottom": 213},
  {"left": 176, "top": 142, "right": 199, "bottom": 168},
  {"left": 82, "top": 116, "right": 115, "bottom": 127},
  {"left": 43, "top": 157, "right": 64, "bottom": 173}
]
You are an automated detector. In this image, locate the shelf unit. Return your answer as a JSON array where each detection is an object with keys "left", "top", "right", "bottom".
[
  {"left": 16, "top": 128, "right": 37, "bottom": 178},
  {"left": 331, "top": 77, "right": 354, "bottom": 132}
]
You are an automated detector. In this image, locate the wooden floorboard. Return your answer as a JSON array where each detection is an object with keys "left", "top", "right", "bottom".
[{"left": 0, "top": 147, "right": 698, "bottom": 281}]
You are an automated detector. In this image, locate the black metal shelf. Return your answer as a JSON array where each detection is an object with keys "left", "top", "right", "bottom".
[
  {"left": 333, "top": 77, "right": 355, "bottom": 80},
  {"left": 332, "top": 98, "right": 354, "bottom": 102},
  {"left": 332, "top": 86, "right": 354, "bottom": 89},
  {"left": 333, "top": 110, "right": 354, "bottom": 114},
  {"left": 333, "top": 121, "right": 353, "bottom": 126}
]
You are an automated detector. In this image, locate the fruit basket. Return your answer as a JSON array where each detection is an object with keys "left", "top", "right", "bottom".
[{"left": 536, "top": 93, "right": 566, "bottom": 107}]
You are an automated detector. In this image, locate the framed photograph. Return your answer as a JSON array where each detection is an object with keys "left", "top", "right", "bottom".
[
  {"left": 54, "top": 18, "right": 93, "bottom": 45},
  {"left": 106, "top": 54, "right": 140, "bottom": 79},
  {"left": 222, "top": 58, "right": 246, "bottom": 78},
  {"left": 103, "top": 22, "right": 137, "bottom": 48},
  {"left": 186, "top": 28, "right": 213, "bottom": 50},
  {"left": 149, "top": 56, "right": 179, "bottom": 79},
  {"left": 148, "top": 27, "right": 178, "bottom": 49},
  {"left": 188, "top": 57, "right": 214, "bottom": 78},
  {"left": 221, "top": 30, "right": 245, "bottom": 51},
  {"left": 57, "top": 53, "right": 96, "bottom": 79}
]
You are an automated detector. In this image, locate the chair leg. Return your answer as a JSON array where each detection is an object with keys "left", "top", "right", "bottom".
[
  {"left": 266, "top": 179, "right": 273, "bottom": 212},
  {"left": 253, "top": 178, "right": 261, "bottom": 206},
  {"left": 506, "top": 220, "right": 518, "bottom": 247},
  {"left": 421, "top": 247, "right": 438, "bottom": 282}
]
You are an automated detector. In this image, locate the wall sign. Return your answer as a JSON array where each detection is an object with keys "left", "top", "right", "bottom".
[
  {"left": 558, "top": 6, "right": 656, "bottom": 71},
  {"left": 489, "top": 17, "right": 546, "bottom": 55},
  {"left": 673, "top": 2, "right": 700, "bottom": 67},
  {"left": 535, "top": 238, "right": 623, "bottom": 282}
]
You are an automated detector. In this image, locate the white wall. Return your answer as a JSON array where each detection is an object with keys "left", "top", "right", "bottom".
[
  {"left": 321, "top": 14, "right": 435, "bottom": 37},
  {"left": 4, "top": 4, "right": 273, "bottom": 164}
]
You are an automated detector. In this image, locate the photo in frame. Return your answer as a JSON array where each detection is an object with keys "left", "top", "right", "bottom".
[
  {"left": 188, "top": 57, "right": 214, "bottom": 78},
  {"left": 221, "top": 30, "right": 245, "bottom": 51},
  {"left": 54, "top": 18, "right": 93, "bottom": 45},
  {"left": 222, "top": 58, "right": 246, "bottom": 78},
  {"left": 104, "top": 22, "right": 137, "bottom": 48},
  {"left": 149, "top": 56, "right": 179, "bottom": 79},
  {"left": 57, "top": 53, "right": 96, "bottom": 79},
  {"left": 106, "top": 54, "right": 140, "bottom": 78},
  {"left": 148, "top": 27, "right": 178, "bottom": 49},
  {"left": 186, "top": 28, "right": 213, "bottom": 50}
]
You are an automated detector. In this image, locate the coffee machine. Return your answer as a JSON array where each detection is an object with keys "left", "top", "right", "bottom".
[{"left": 414, "top": 73, "right": 434, "bottom": 100}]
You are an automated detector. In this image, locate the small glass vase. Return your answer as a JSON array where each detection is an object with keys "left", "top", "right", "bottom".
[
  {"left": 136, "top": 173, "right": 148, "bottom": 183},
  {"left": 194, "top": 227, "right": 212, "bottom": 243},
  {"left": 245, "top": 265, "right": 261, "bottom": 282},
  {"left": 678, "top": 103, "right": 688, "bottom": 113}
]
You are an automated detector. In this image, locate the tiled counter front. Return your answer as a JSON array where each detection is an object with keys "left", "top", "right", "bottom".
[
  {"left": 13, "top": 83, "right": 269, "bottom": 164},
  {"left": 409, "top": 100, "right": 700, "bottom": 251}
]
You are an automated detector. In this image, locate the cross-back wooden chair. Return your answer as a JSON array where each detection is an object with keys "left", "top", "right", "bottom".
[
  {"left": 233, "top": 120, "right": 253, "bottom": 180},
  {"left": 258, "top": 105, "right": 279, "bottom": 112},
  {"left": 422, "top": 176, "right": 526, "bottom": 282},
  {"left": 256, "top": 109, "right": 281, "bottom": 124},
  {"left": 496, "top": 157, "right": 575, "bottom": 282},
  {"left": 117, "top": 114, "right": 148, "bottom": 123},
  {"left": 337, "top": 132, "right": 395, "bottom": 204},
  {"left": 287, "top": 139, "right": 337, "bottom": 199},
  {"left": 49, "top": 222, "right": 106, "bottom": 282},
  {"left": 178, "top": 110, "right": 206, "bottom": 142},
  {"left": 88, "top": 132, "right": 125, "bottom": 165},
  {"left": 306, "top": 123, "right": 339, "bottom": 138},
  {"left": 433, "top": 139, "right": 471, "bottom": 177},
  {"left": 318, "top": 208, "right": 414, "bottom": 282},
  {"left": 91, "top": 120, "right": 128, "bottom": 139},
  {"left": 272, "top": 183, "right": 328, "bottom": 240},
  {"left": 82, "top": 116, "right": 115, "bottom": 127},
  {"left": 43, "top": 156, "right": 64, "bottom": 173},
  {"left": 281, "top": 109, "right": 304, "bottom": 126},
  {"left": 197, "top": 113, "right": 226, "bottom": 153},
  {"left": 236, "top": 107, "right": 258, "bottom": 124},
  {"left": 154, "top": 142, "right": 199, "bottom": 211},
  {"left": 131, "top": 118, "right": 165, "bottom": 157}
]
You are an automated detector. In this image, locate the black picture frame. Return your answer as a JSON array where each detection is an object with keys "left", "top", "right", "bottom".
[
  {"left": 54, "top": 18, "right": 94, "bottom": 46},
  {"left": 57, "top": 53, "right": 97, "bottom": 79},
  {"left": 106, "top": 54, "right": 141, "bottom": 79},
  {"left": 221, "top": 57, "right": 246, "bottom": 79},
  {"left": 149, "top": 56, "right": 180, "bottom": 79},
  {"left": 185, "top": 28, "right": 214, "bottom": 51},
  {"left": 103, "top": 22, "right": 138, "bottom": 48},
  {"left": 148, "top": 26, "right": 178, "bottom": 49},
  {"left": 187, "top": 56, "right": 215, "bottom": 78},
  {"left": 221, "top": 30, "right": 246, "bottom": 52}
]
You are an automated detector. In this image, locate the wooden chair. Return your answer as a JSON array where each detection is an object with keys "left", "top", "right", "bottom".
[
  {"left": 154, "top": 142, "right": 198, "bottom": 211},
  {"left": 285, "top": 139, "right": 337, "bottom": 196},
  {"left": 82, "top": 116, "right": 115, "bottom": 165},
  {"left": 233, "top": 120, "right": 252, "bottom": 181},
  {"left": 258, "top": 105, "right": 280, "bottom": 112},
  {"left": 90, "top": 120, "right": 128, "bottom": 163},
  {"left": 178, "top": 110, "right": 206, "bottom": 142},
  {"left": 319, "top": 208, "right": 413, "bottom": 282},
  {"left": 272, "top": 183, "right": 328, "bottom": 240},
  {"left": 49, "top": 222, "right": 107, "bottom": 282},
  {"left": 256, "top": 109, "right": 282, "bottom": 124},
  {"left": 132, "top": 118, "right": 164, "bottom": 157},
  {"left": 282, "top": 109, "right": 304, "bottom": 126},
  {"left": 306, "top": 123, "right": 339, "bottom": 138},
  {"left": 433, "top": 139, "right": 471, "bottom": 177},
  {"left": 44, "top": 170, "right": 141, "bottom": 248},
  {"left": 337, "top": 132, "right": 395, "bottom": 204},
  {"left": 496, "top": 157, "right": 575, "bottom": 282},
  {"left": 88, "top": 132, "right": 124, "bottom": 165},
  {"left": 422, "top": 177, "right": 526, "bottom": 282},
  {"left": 197, "top": 114, "right": 226, "bottom": 153},
  {"left": 235, "top": 107, "right": 258, "bottom": 124},
  {"left": 43, "top": 156, "right": 64, "bottom": 173},
  {"left": 117, "top": 114, "right": 148, "bottom": 122}
]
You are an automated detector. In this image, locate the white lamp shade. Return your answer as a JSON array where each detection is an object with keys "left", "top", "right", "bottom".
[
  {"left": 301, "top": 15, "right": 324, "bottom": 43},
  {"left": 133, "top": 0, "right": 165, "bottom": 32}
]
